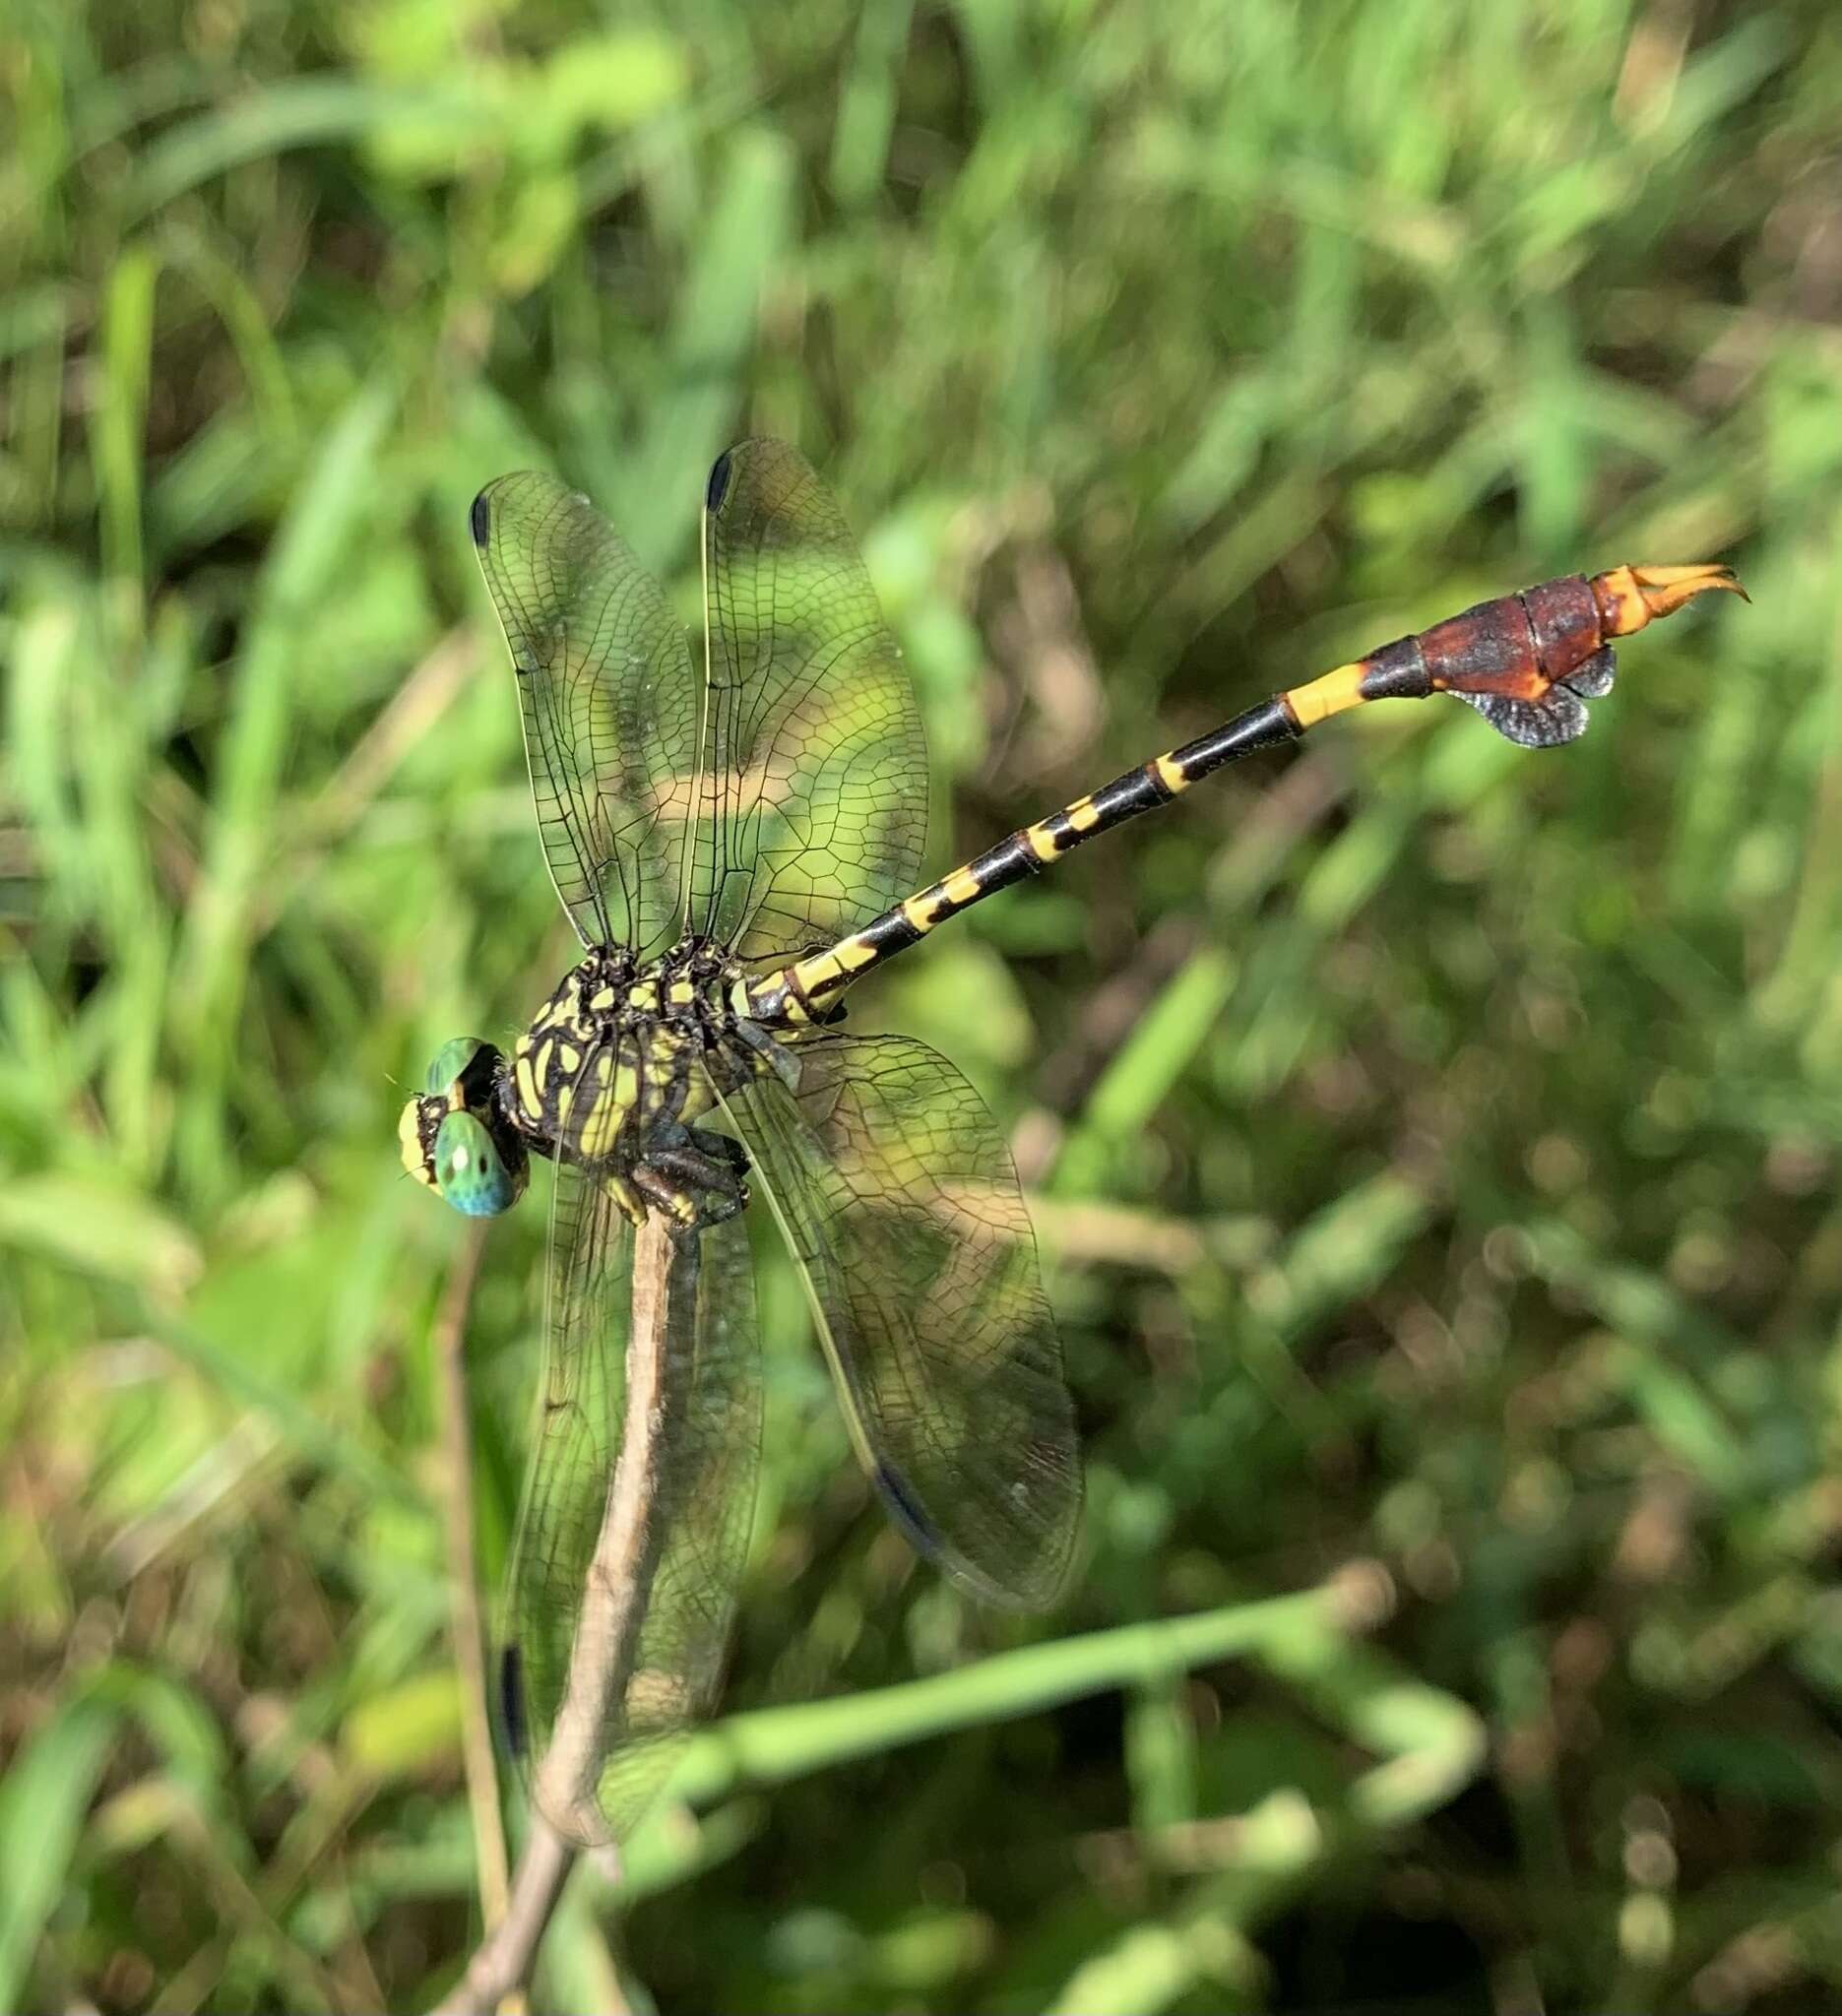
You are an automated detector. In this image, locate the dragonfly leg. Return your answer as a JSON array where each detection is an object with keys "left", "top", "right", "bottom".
[
  {"left": 602, "top": 1169, "right": 648, "bottom": 1227},
  {"left": 685, "top": 1126, "right": 750, "bottom": 1178},
  {"left": 631, "top": 1124, "right": 750, "bottom": 1228}
]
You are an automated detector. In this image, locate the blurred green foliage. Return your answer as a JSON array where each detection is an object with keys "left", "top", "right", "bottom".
[{"left": 5, "top": 0, "right": 1842, "bottom": 2009}]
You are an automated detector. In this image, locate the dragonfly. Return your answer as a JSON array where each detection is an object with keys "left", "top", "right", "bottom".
[{"left": 399, "top": 438, "right": 1741, "bottom": 1845}]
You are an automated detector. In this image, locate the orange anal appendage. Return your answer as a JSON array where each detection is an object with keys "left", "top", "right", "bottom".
[{"left": 1592, "top": 562, "right": 1747, "bottom": 637}]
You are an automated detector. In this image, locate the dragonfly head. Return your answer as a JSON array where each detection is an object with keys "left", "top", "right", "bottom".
[{"left": 400, "top": 1037, "right": 528, "bottom": 1217}]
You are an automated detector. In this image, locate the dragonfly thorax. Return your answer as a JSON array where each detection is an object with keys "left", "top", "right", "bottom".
[{"left": 505, "top": 938, "right": 794, "bottom": 1228}]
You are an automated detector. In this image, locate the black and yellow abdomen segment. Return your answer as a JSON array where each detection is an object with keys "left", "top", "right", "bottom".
[{"left": 748, "top": 698, "right": 1298, "bottom": 1024}]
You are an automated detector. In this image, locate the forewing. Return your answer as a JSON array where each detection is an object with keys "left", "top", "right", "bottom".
[
  {"left": 502, "top": 1149, "right": 761, "bottom": 1845},
  {"left": 692, "top": 441, "right": 927, "bottom": 962},
  {"left": 720, "top": 1034, "right": 1079, "bottom": 1608},
  {"left": 472, "top": 472, "right": 698, "bottom": 954}
]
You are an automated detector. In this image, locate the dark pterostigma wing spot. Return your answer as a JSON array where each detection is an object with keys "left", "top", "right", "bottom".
[
  {"left": 497, "top": 1643, "right": 528, "bottom": 1759},
  {"left": 469, "top": 489, "right": 491, "bottom": 547},
  {"left": 705, "top": 448, "right": 732, "bottom": 512},
  {"left": 1457, "top": 684, "right": 1590, "bottom": 748},
  {"left": 1559, "top": 645, "right": 1616, "bottom": 699}
]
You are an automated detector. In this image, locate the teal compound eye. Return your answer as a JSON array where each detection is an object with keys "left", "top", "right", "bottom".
[
  {"left": 433, "top": 1109, "right": 522, "bottom": 1217},
  {"left": 425, "top": 1036, "right": 489, "bottom": 1096}
]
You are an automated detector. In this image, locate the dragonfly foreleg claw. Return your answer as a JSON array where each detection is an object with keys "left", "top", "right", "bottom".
[
  {"left": 633, "top": 1128, "right": 751, "bottom": 1228},
  {"left": 682, "top": 1125, "right": 749, "bottom": 1175}
]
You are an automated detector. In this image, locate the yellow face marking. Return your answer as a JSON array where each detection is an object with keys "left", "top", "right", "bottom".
[
  {"left": 941, "top": 866, "right": 982, "bottom": 908},
  {"left": 514, "top": 1054, "right": 540, "bottom": 1120},
  {"left": 902, "top": 896, "right": 941, "bottom": 934},
  {"left": 398, "top": 1102, "right": 432, "bottom": 1183},
  {"left": 1284, "top": 660, "right": 1366, "bottom": 728},
  {"left": 1026, "top": 823, "right": 1061, "bottom": 861},
  {"left": 1066, "top": 796, "right": 1101, "bottom": 833},
  {"left": 1155, "top": 754, "right": 1189, "bottom": 794}
]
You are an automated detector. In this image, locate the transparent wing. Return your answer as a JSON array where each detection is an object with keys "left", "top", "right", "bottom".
[
  {"left": 502, "top": 1139, "right": 760, "bottom": 1845},
  {"left": 691, "top": 440, "right": 928, "bottom": 962},
  {"left": 720, "top": 1034, "right": 1079, "bottom": 1608},
  {"left": 472, "top": 472, "right": 699, "bottom": 955}
]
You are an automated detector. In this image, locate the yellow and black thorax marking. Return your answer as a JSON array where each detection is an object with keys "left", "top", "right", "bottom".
[{"left": 506, "top": 938, "right": 794, "bottom": 1168}]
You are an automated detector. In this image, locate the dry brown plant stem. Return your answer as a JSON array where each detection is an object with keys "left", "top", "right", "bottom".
[{"left": 435, "top": 1211, "right": 694, "bottom": 2016}]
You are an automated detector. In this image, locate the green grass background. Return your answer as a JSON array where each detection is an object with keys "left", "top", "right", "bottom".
[{"left": 6, "top": 2, "right": 1842, "bottom": 2009}]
